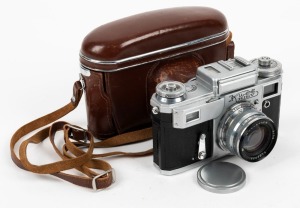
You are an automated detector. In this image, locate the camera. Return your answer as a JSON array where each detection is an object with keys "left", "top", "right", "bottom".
[{"left": 150, "top": 56, "right": 282, "bottom": 175}]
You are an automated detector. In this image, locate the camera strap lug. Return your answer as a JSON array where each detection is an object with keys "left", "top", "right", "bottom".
[
  {"left": 79, "top": 73, "right": 86, "bottom": 90},
  {"left": 198, "top": 134, "right": 207, "bottom": 160}
]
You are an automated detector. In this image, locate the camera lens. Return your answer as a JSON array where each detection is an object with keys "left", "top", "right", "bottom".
[
  {"left": 218, "top": 102, "right": 277, "bottom": 162},
  {"left": 243, "top": 125, "right": 267, "bottom": 152}
]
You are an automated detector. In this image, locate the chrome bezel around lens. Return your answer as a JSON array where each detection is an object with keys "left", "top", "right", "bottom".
[
  {"left": 238, "top": 118, "right": 277, "bottom": 162},
  {"left": 218, "top": 102, "right": 255, "bottom": 151},
  {"left": 217, "top": 102, "right": 277, "bottom": 162}
]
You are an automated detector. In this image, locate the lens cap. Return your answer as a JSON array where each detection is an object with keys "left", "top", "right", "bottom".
[{"left": 197, "top": 162, "right": 246, "bottom": 194}]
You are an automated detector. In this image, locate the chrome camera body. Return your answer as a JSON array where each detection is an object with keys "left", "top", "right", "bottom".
[{"left": 150, "top": 56, "right": 282, "bottom": 175}]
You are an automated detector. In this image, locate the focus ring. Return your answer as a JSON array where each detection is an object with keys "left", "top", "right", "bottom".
[{"left": 217, "top": 102, "right": 277, "bottom": 162}]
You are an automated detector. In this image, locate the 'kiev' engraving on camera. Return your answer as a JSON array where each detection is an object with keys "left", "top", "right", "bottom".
[{"left": 229, "top": 89, "right": 259, "bottom": 102}]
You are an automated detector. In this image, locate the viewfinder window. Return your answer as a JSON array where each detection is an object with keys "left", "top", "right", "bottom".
[
  {"left": 263, "top": 83, "right": 278, "bottom": 97},
  {"left": 186, "top": 111, "right": 200, "bottom": 123}
]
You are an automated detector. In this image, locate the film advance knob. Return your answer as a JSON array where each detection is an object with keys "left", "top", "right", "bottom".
[
  {"left": 165, "top": 83, "right": 177, "bottom": 92},
  {"left": 258, "top": 56, "right": 271, "bottom": 67},
  {"left": 156, "top": 81, "right": 186, "bottom": 98},
  {"left": 155, "top": 81, "right": 186, "bottom": 103},
  {"left": 251, "top": 56, "right": 282, "bottom": 78}
]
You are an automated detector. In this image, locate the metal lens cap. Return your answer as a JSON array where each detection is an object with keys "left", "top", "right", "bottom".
[
  {"left": 197, "top": 162, "right": 246, "bottom": 194},
  {"left": 156, "top": 81, "right": 186, "bottom": 99}
]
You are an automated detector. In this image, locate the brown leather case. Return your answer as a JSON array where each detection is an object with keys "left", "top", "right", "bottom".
[{"left": 79, "top": 7, "right": 235, "bottom": 138}]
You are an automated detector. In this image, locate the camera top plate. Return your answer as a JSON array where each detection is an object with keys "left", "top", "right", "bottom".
[{"left": 197, "top": 56, "right": 258, "bottom": 96}]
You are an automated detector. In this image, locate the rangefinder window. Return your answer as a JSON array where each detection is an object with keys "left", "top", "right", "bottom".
[
  {"left": 186, "top": 111, "right": 200, "bottom": 123},
  {"left": 263, "top": 83, "right": 278, "bottom": 97}
]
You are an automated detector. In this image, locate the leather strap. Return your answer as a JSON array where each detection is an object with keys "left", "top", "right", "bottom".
[{"left": 10, "top": 80, "right": 153, "bottom": 190}]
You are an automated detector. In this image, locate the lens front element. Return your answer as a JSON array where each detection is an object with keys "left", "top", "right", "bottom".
[
  {"left": 243, "top": 124, "right": 266, "bottom": 152},
  {"left": 218, "top": 102, "right": 277, "bottom": 162}
]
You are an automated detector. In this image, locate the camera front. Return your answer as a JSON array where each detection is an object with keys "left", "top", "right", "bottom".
[
  {"left": 150, "top": 56, "right": 282, "bottom": 175},
  {"left": 217, "top": 102, "right": 277, "bottom": 162}
]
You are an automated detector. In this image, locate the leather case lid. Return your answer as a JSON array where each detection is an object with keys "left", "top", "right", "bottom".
[{"left": 80, "top": 7, "right": 229, "bottom": 71}]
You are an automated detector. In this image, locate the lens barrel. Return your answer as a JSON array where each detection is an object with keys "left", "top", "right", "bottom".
[{"left": 218, "top": 102, "right": 277, "bottom": 162}]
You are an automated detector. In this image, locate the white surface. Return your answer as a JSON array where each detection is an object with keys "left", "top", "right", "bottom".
[{"left": 1, "top": 1, "right": 300, "bottom": 207}]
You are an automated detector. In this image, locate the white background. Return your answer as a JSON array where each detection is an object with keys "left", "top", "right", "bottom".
[{"left": 1, "top": 0, "right": 300, "bottom": 207}]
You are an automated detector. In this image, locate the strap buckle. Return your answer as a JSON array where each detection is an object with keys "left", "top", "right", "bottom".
[
  {"left": 65, "top": 124, "right": 88, "bottom": 144},
  {"left": 92, "top": 169, "right": 116, "bottom": 191}
]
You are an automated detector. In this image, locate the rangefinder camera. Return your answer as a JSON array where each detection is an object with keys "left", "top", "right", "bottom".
[{"left": 150, "top": 56, "right": 282, "bottom": 175}]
